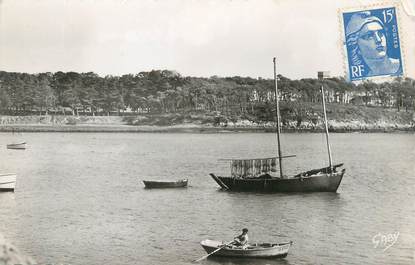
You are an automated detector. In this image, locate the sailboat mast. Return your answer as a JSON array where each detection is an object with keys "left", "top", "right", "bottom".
[
  {"left": 273, "top": 58, "right": 284, "bottom": 178},
  {"left": 320, "top": 83, "right": 333, "bottom": 169}
]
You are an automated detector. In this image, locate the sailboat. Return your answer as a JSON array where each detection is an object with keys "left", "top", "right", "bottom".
[{"left": 209, "top": 58, "right": 345, "bottom": 192}]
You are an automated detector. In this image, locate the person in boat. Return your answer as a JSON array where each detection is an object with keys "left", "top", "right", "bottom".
[{"left": 232, "top": 228, "right": 249, "bottom": 248}]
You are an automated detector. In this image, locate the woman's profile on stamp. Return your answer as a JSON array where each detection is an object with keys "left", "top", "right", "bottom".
[{"left": 344, "top": 9, "right": 403, "bottom": 80}]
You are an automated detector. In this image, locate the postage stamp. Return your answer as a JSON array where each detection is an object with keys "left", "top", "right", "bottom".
[{"left": 341, "top": 6, "right": 404, "bottom": 81}]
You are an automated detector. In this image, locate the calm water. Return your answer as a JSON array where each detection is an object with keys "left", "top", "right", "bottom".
[{"left": 0, "top": 132, "right": 414, "bottom": 265}]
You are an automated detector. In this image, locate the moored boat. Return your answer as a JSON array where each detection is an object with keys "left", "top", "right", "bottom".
[
  {"left": 7, "top": 142, "right": 26, "bottom": 150},
  {"left": 200, "top": 239, "right": 292, "bottom": 259},
  {"left": 143, "top": 179, "right": 188, "bottom": 189},
  {"left": 0, "top": 173, "right": 17, "bottom": 192},
  {"left": 209, "top": 60, "right": 345, "bottom": 193},
  {"left": 210, "top": 164, "right": 345, "bottom": 192}
]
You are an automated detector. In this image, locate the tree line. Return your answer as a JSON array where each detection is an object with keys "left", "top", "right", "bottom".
[{"left": 0, "top": 70, "right": 414, "bottom": 116}]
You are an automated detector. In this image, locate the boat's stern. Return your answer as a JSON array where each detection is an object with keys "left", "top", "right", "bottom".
[{"left": 274, "top": 241, "right": 293, "bottom": 257}]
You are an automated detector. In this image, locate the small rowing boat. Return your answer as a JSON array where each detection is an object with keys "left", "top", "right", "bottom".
[
  {"left": 7, "top": 142, "right": 26, "bottom": 150},
  {"left": 200, "top": 239, "right": 292, "bottom": 259},
  {"left": 0, "top": 173, "right": 17, "bottom": 192},
  {"left": 142, "top": 179, "right": 188, "bottom": 189}
]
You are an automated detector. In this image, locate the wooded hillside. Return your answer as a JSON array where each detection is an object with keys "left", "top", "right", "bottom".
[{"left": 0, "top": 70, "right": 414, "bottom": 122}]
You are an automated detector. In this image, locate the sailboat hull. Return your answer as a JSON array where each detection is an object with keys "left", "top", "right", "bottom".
[{"left": 211, "top": 168, "right": 345, "bottom": 193}]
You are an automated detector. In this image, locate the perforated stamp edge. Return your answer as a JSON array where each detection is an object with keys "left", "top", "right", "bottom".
[{"left": 338, "top": 2, "right": 407, "bottom": 83}]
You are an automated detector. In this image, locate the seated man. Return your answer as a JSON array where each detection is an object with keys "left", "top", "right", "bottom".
[{"left": 232, "top": 228, "right": 249, "bottom": 248}]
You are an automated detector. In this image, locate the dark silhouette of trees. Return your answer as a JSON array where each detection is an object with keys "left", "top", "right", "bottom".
[{"left": 0, "top": 70, "right": 413, "bottom": 119}]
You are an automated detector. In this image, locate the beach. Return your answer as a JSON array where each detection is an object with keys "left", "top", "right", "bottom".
[{"left": 0, "top": 113, "right": 414, "bottom": 133}]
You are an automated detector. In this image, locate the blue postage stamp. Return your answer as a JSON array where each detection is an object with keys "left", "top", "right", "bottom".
[{"left": 341, "top": 6, "right": 404, "bottom": 81}]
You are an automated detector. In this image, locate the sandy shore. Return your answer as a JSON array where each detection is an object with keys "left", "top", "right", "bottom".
[
  {"left": 0, "top": 115, "right": 413, "bottom": 133},
  {"left": 0, "top": 123, "right": 413, "bottom": 133},
  {"left": 0, "top": 124, "right": 263, "bottom": 133}
]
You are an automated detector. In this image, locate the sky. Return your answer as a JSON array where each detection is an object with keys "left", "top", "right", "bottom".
[{"left": 0, "top": 0, "right": 414, "bottom": 79}]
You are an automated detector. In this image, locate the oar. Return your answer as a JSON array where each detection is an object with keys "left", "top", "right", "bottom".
[{"left": 193, "top": 240, "right": 234, "bottom": 263}]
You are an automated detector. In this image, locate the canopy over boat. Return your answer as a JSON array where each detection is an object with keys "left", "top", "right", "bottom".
[
  {"left": 220, "top": 155, "right": 295, "bottom": 178},
  {"left": 200, "top": 239, "right": 292, "bottom": 258}
]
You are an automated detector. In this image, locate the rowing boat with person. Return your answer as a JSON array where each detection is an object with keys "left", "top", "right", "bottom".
[
  {"left": 198, "top": 239, "right": 292, "bottom": 259},
  {"left": 194, "top": 228, "right": 292, "bottom": 262}
]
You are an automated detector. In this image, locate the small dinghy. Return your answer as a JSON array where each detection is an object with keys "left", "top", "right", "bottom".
[
  {"left": 7, "top": 142, "right": 26, "bottom": 150},
  {"left": 200, "top": 239, "right": 292, "bottom": 259},
  {"left": 142, "top": 179, "right": 188, "bottom": 189},
  {"left": 0, "top": 173, "right": 17, "bottom": 192}
]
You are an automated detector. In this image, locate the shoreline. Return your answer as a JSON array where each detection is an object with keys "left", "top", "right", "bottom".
[
  {"left": 0, "top": 114, "right": 413, "bottom": 133},
  {"left": 0, "top": 124, "right": 413, "bottom": 133}
]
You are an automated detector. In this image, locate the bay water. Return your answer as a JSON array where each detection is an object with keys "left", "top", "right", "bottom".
[{"left": 0, "top": 132, "right": 414, "bottom": 265}]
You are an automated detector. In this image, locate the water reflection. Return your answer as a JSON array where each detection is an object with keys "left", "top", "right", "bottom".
[{"left": 207, "top": 256, "right": 292, "bottom": 265}]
